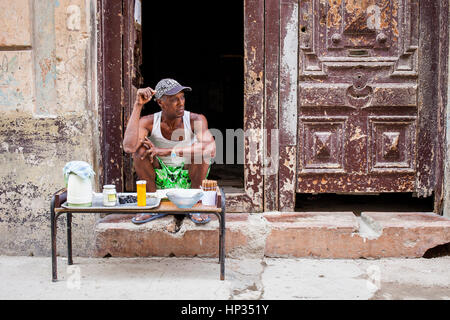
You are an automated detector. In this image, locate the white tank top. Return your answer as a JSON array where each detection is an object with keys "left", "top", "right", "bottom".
[{"left": 148, "top": 111, "right": 197, "bottom": 166}]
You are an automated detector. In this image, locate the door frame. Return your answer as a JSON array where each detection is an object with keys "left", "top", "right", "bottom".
[
  {"left": 97, "top": 0, "right": 124, "bottom": 190},
  {"left": 421, "top": 0, "right": 449, "bottom": 214},
  {"left": 96, "top": 0, "right": 266, "bottom": 212}
]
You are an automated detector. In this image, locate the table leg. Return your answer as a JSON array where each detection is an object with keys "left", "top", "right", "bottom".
[
  {"left": 219, "top": 188, "right": 226, "bottom": 280},
  {"left": 50, "top": 198, "right": 58, "bottom": 282},
  {"left": 220, "top": 212, "right": 225, "bottom": 281},
  {"left": 67, "top": 213, "right": 73, "bottom": 265},
  {"left": 218, "top": 214, "right": 222, "bottom": 265}
]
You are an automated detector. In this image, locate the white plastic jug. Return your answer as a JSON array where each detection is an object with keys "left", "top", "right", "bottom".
[{"left": 67, "top": 173, "right": 93, "bottom": 207}]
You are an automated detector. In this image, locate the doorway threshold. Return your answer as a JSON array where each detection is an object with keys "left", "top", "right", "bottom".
[{"left": 295, "top": 192, "right": 434, "bottom": 216}]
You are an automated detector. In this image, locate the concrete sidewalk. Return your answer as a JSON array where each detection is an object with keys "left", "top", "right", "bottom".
[{"left": 0, "top": 255, "right": 449, "bottom": 300}]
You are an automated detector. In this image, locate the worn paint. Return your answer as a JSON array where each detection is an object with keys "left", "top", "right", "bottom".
[
  {"left": 55, "top": 0, "right": 89, "bottom": 114},
  {"left": 99, "top": 0, "right": 125, "bottom": 190},
  {"left": 264, "top": 0, "right": 280, "bottom": 212},
  {"left": 444, "top": 0, "right": 450, "bottom": 217},
  {"left": 0, "top": 113, "right": 98, "bottom": 256},
  {"left": 279, "top": 146, "right": 296, "bottom": 211},
  {"left": 434, "top": 0, "right": 449, "bottom": 214},
  {"left": 279, "top": 2, "right": 298, "bottom": 145},
  {"left": 0, "top": 52, "right": 32, "bottom": 110},
  {"left": 327, "top": 0, "right": 342, "bottom": 28},
  {"left": 416, "top": 0, "right": 440, "bottom": 199},
  {"left": 33, "top": 0, "right": 57, "bottom": 116},
  {"left": 349, "top": 127, "right": 366, "bottom": 141},
  {"left": 277, "top": 0, "right": 299, "bottom": 212},
  {"left": 246, "top": 70, "right": 263, "bottom": 96},
  {"left": 0, "top": 0, "right": 32, "bottom": 47},
  {"left": 0, "top": 0, "right": 99, "bottom": 256},
  {"left": 238, "top": 0, "right": 264, "bottom": 212},
  {"left": 66, "top": 5, "right": 81, "bottom": 31},
  {"left": 391, "top": 0, "right": 399, "bottom": 38},
  {"left": 297, "top": 0, "right": 427, "bottom": 194}
]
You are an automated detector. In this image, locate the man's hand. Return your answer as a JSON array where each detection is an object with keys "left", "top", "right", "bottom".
[
  {"left": 135, "top": 87, "right": 156, "bottom": 105},
  {"left": 138, "top": 137, "right": 159, "bottom": 163}
]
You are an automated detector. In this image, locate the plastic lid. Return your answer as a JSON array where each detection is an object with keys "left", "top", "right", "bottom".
[{"left": 103, "top": 184, "right": 116, "bottom": 189}]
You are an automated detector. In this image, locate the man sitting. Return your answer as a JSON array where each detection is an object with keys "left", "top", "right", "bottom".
[{"left": 123, "top": 79, "right": 216, "bottom": 224}]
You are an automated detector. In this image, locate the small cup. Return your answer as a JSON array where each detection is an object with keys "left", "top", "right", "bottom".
[
  {"left": 136, "top": 180, "right": 147, "bottom": 207},
  {"left": 201, "top": 188, "right": 216, "bottom": 206}
]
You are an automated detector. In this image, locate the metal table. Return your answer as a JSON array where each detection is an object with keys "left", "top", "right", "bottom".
[{"left": 50, "top": 187, "right": 226, "bottom": 282}]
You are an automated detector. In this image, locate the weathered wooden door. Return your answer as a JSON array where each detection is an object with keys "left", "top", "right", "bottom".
[
  {"left": 98, "top": 0, "right": 143, "bottom": 192},
  {"left": 296, "top": 0, "right": 444, "bottom": 199},
  {"left": 123, "top": 0, "right": 143, "bottom": 191}
]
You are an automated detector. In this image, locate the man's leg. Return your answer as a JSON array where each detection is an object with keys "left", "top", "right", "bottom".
[
  {"left": 186, "top": 160, "right": 210, "bottom": 188},
  {"left": 133, "top": 147, "right": 160, "bottom": 192},
  {"left": 132, "top": 147, "right": 161, "bottom": 222}
]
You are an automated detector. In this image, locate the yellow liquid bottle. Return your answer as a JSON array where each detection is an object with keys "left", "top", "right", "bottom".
[{"left": 136, "top": 180, "right": 147, "bottom": 207}]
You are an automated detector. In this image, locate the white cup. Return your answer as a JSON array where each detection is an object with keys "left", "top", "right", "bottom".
[{"left": 202, "top": 190, "right": 217, "bottom": 206}]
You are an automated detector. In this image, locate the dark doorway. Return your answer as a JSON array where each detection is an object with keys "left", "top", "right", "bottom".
[
  {"left": 295, "top": 193, "right": 434, "bottom": 215},
  {"left": 139, "top": 0, "right": 244, "bottom": 192}
]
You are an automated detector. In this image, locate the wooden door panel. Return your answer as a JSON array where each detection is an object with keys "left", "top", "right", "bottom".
[
  {"left": 299, "top": 116, "right": 347, "bottom": 173},
  {"left": 297, "top": 0, "right": 420, "bottom": 193},
  {"left": 123, "top": 0, "right": 143, "bottom": 192},
  {"left": 368, "top": 116, "right": 416, "bottom": 173}
]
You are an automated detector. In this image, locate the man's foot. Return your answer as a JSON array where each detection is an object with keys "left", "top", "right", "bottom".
[
  {"left": 189, "top": 213, "right": 211, "bottom": 224},
  {"left": 131, "top": 213, "right": 167, "bottom": 224}
]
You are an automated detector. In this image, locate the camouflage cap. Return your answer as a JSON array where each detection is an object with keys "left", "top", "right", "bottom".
[{"left": 154, "top": 78, "right": 192, "bottom": 99}]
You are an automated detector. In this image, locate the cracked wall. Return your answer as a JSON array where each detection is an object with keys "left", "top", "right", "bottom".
[
  {"left": 0, "top": 0, "right": 100, "bottom": 256},
  {"left": 444, "top": 2, "right": 450, "bottom": 218}
]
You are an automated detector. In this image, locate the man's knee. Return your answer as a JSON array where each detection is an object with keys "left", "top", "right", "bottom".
[
  {"left": 187, "top": 162, "right": 210, "bottom": 176},
  {"left": 132, "top": 150, "right": 145, "bottom": 169},
  {"left": 133, "top": 148, "right": 152, "bottom": 171}
]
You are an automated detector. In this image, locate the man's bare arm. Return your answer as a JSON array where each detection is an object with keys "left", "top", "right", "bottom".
[
  {"left": 170, "top": 113, "right": 216, "bottom": 162},
  {"left": 191, "top": 113, "right": 216, "bottom": 159},
  {"left": 123, "top": 87, "right": 155, "bottom": 153}
]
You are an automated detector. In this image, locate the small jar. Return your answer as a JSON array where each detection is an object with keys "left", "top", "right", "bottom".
[{"left": 103, "top": 184, "right": 117, "bottom": 207}]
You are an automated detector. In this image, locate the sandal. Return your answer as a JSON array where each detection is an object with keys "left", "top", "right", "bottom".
[
  {"left": 131, "top": 213, "right": 167, "bottom": 224},
  {"left": 189, "top": 213, "right": 211, "bottom": 224}
]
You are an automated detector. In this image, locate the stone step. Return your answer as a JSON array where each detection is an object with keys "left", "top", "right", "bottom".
[
  {"left": 94, "top": 213, "right": 252, "bottom": 258},
  {"left": 264, "top": 211, "right": 450, "bottom": 258},
  {"left": 94, "top": 211, "right": 450, "bottom": 259}
]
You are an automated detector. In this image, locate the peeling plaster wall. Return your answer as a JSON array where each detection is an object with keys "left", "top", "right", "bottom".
[
  {"left": 445, "top": 3, "right": 450, "bottom": 218},
  {"left": 0, "top": 0, "right": 100, "bottom": 256}
]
